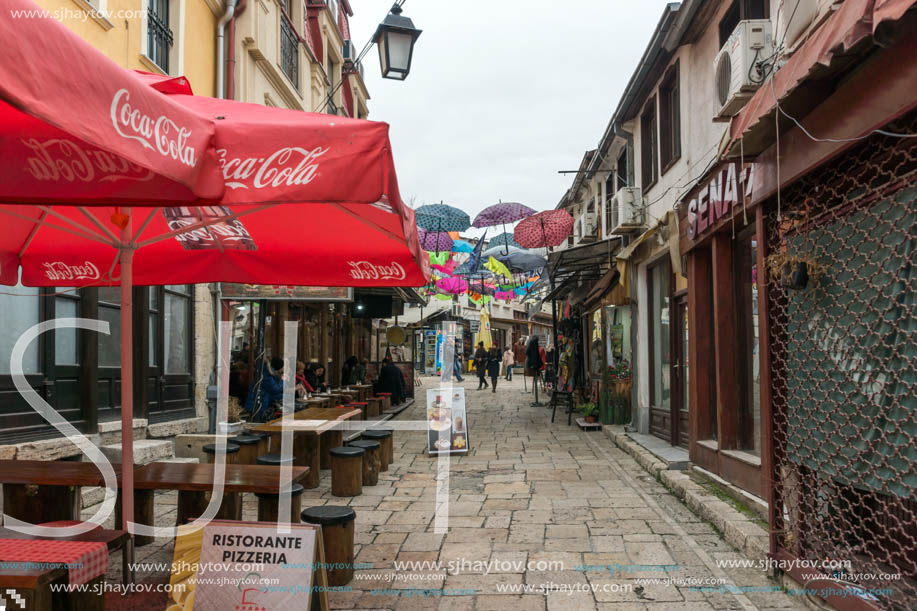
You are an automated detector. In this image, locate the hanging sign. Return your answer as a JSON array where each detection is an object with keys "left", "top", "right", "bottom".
[
  {"left": 168, "top": 520, "right": 330, "bottom": 611},
  {"left": 683, "top": 162, "right": 755, "bottom": 241},
  {"left": 426, "top": 387, "right": 470, "bottom": 454}
]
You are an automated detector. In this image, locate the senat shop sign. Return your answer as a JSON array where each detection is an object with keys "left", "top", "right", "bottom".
[{"left": 685, "top": 163, "right": 755, "bottom": 240}]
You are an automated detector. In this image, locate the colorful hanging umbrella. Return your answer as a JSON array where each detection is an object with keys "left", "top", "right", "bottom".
[
  {"left": 431, "top": 257, "right": 458, "bottom": 275},
  {"left": 415, "top": 203, "right": 471, "bottom": 233},
  {"left": 418, "top": 228, "right": 454, "bottom": 252},
  {"left": 484, "top": 256, "right": 513, "bottom": 281},
  {"left": 436, "top": 276, "right": 468, "bottom": 295},
  {"left": 451, "top": 239, "right": 474, "bottom": 253},
  {"left": 499, "top": 250, "right": 547, "bottom": 272},
  {"left": 489, "top": 232, "right": 521, "bottom": 250},
  {"left": 472, "top": 201, "right": 536, "bottom": 228},
  {"left": 468, "top": 279, "right": 496, "bottom": 295},
  {"left": 428, "top": 251, "right": 450, "bottom": 266},
  {"left": 514, "top": 209, "right": 575, "bottom": 248}
]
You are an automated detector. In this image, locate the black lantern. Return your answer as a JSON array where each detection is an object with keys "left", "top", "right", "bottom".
[{"left": 374, "top": 3, "right": 421, "bottom": 80}]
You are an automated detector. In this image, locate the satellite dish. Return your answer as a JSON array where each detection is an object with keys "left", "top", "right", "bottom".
[{"left": 387, "top": 326, "right": 406, "bottom": 346}]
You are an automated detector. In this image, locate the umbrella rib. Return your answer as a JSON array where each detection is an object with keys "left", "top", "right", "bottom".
[
  {"left": 37, "top": 206, "right": 119, "bottom": 246},
  {"left": 0, "top": 207, "right": 117, "bottom": 247},
  {"left": 131, "top": 207, "right": 160, "bottom": 245},
  {"left": 18, "top": 209, "right": 50, "bottom": 257},
  {"left": 331, "top": 203, "right": 403, "bottom": 243},
  {"left": 77, "top": 207, "right": 120, "bottom": 244},
  {"left": 135, "top": 203, "right": 277, "bottom": 248}
]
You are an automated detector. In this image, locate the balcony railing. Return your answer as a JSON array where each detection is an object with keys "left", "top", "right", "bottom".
[
  {"left": 147, "top": 6, "right": 173, "bottom": 72},
  {"left": 280, "top": 12, "right": 299, "bottom": 89}
]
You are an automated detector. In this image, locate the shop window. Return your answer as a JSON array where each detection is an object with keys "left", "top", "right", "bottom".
[
  {"left": 0, "top": 278, "right": 40, "bottom": 375},
  {"left": 604, "top": 304, "right": 631, "bottom": 366},
  {"left": 164, "top": 285, "right": 191, "bottom": 374},
  {"left": 734, "top": 227, "right": 760, "bottom": 454},
  {"left": 640, "top": 97, "right": 658, "bottom": 190},
  {"left": 55, "top": 289, "right": 80, "bottom": 366},
  {"left": 97, "top": 287, "right": 122, "bottom": 368},
  {"left": 659, "top": 62, "right": 681, "bottom": 172},
  {"left": 648, "top": 259, "right": 671, "bottom": 408}
]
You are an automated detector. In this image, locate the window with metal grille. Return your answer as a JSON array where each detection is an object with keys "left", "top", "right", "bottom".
[
  {"left": 280, "top": 10, "right": 300, "bottom": 89},
  {"left": 147, "top": 0, "right": 173, "bottom": 73}
]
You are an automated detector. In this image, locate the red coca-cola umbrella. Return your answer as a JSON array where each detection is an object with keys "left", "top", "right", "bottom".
[{"left": 0, "top": 0, "right": 428, "bottom": 552}]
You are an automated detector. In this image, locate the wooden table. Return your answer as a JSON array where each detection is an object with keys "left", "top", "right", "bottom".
[
  {"left": 349, "top": 384, "right": 373, "bottom": 401},
  {"left": 254, "top": 407, "right": 361, "bottom": 487},
  {"left": 312, "top": 393, "right": 342, "bottom": 407},
  {"left": 133, "top": 462, "right": 311, "bottom": 526},
  {"left": 0, "top": 460, "right": 123, "bottom": 524},
  {"left": 0, "top": 526, "right": 130, "bottom": 609}
]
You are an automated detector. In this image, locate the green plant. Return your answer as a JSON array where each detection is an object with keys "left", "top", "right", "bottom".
[
  {"left": 608, "top": 360, "right": 632, "bottom": 382},
  {"left": 577, "top": 402, "right": 598, "bottom": 417}
]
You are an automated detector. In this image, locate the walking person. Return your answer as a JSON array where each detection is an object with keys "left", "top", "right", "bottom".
[
  {"left": 503, "top": 346, "right": 514, "bottom": 381},
  {"left": 453, "top": 352, "right": 464, "bottom": 382},
  {"left": 487, "top": 345, "right": 501, "bottom": 393},
  {"left": 474, "top": 341, "right": 489, "bottom": 389},
  {"left": 526, "top": 336, "right": 543, "bottom": 391}
]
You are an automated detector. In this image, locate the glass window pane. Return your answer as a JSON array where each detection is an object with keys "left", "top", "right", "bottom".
[
  {"left": 98, "top": 306, "right": 122, "bottom": 367},
  {"left": 0, "top": 280, "right": 40, "bottom": 375},
  {"left": 166, "top": 285, "right": 189, "bottom": 295},
  {"left": 164, "top": 293, "right": 189, "bottom": 374},
  {"left": 149, "top": 287, "right": 159, "bottom": 310},
  {"left": 98, "top": 287, "right": 120, "bottom": 304},
  {"left": 55, "top": 297, "right": 79, "bottom": 366},
  {"left": 651, "top": 263, "right": 671, "bottom": 408},
  {"left": 149, "top": 312, "right": 159, "bottom": 366}
]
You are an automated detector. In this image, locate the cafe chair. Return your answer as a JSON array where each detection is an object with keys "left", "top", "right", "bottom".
[{"left": 300, "top": 506, "right": 357, "bottom": 587}]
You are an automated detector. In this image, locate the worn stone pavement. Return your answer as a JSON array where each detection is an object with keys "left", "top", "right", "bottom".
[{"left": 92, "top": 374, "right": 806, "bottom": 610}]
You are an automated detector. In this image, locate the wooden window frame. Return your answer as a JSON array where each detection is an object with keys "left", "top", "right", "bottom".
[
  {"left": 640, "top": 96, "right": 658, "bottom": 191},
  {"left": 659, "top": 61, "right": 681, "bottom": 174}
]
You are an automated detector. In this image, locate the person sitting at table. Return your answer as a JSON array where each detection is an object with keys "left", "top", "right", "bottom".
[
  {"left": 350, "top": 358, "right": 368, "bottom": 385},
  {"left": 295, "top": 361, "right": 314, "bottom": 398},
  {"left": 341, "top": 356, "right": 358, "bottom": 388},
  {"left": 304, "top": 363, "right": 328, "bottom": 393},
  {"left": 244, "top": 357, "right": 285, "bottom": 422},
  {"left": 377, "top": 357, "right": 406, "bottom": 405}
]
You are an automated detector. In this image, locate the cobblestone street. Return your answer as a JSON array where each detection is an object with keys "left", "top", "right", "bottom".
[{"left": 306, "top": 375, "right": 806, "bottom": 611}]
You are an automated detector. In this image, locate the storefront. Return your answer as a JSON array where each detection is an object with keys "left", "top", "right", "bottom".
[
  {"left": 677, "top": 162, "right": 764, "bottom": 494},
  {"left": 583, "top": 269, "right": 632, "bottom": 424}
]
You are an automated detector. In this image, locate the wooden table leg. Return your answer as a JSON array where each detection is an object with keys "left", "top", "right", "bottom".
[
  {"left": 320, "top": 430, "right": 343, "bottom": 470},
  {"left": 303, "top": 434, "right": 321, "bottom": 489},
  {"left": 115, "top": 488, "right": 156, "bottom": 547}
]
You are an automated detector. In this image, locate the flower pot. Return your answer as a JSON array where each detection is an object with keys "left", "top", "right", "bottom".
[
  {"left": 584, "top": 415, "right": 598, "bottom": 424},
  {"left": 217, "top": 421, "right": 243, "bottom": 435}
]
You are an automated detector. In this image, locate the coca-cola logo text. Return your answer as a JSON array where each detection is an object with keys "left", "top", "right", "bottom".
[
  {"left": 43, "top": 261, "right": 101, "bottom": 281},
  {"left": 167, "top": 218, "right": 255, "bottom": 246},
  {"left": 23, "top": 138, "right": 154, "bottom": 184},
  {"left": 218, "top": 146, "right": 328, "bottom": 190},
  {"left": 347, "top": 261, "right": 406, "bottom": 281},
  {"left": 110, "top": 89, "right": 196, "bottom": 167}
]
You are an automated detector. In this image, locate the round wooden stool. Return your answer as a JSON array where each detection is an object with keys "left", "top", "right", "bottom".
[
  {"left": 256, "top": 453, "right": 295, "bottom": 466},
  {"left": 365, "top": 397, "right": 382, "bottom": 418},
  {"left": 300, "top": 506, "right": 357, "bottom": 586},
  {"left": 347, "top": 440, "right": 380, "bottom": 486},
  {"left": 329, "top": 446, "right": 364, "bottom": 497},
  {"left": 203, "top": 442, "right": 241, "bottom": 464},
  {"left": 361, "top": 429, "right": 393, "bottom": 471},
  {"left": 255, "top": 483, "right": 304, "bottom": 523},
  {"left": 375, "top": 392, "right": 392, "bottom": 412},
  {"left": 247, "top": 430, "right": 273, "bottom": 457},
  {"left": 231, "top": 434, "right": 262, "bottom": 465},
  {"left": 348, "top": 402, "right": 368, "bottom": 421}
]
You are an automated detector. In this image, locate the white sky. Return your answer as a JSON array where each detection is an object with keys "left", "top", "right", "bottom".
[{"left": 349, "top": 0, "right": 673, "bottom": 238}]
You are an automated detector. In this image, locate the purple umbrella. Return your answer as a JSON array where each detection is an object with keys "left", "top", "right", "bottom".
[
  {"left": 418, "top": 228, "right": 455, "bottom": 252},
  {"left": 472, "top": 201, "right": 536, "bottom": 255}
]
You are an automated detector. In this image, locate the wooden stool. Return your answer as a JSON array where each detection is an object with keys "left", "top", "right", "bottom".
[
  {"left": 365, "top": 397, "right": 382, "bottom": 418},
  {"left": 255, "top": 483, "right": 304, "bottom": 523},
  {"left": 247, "top": 430, "right": 273, "bottom": 457},
  {"left": 300, "top": 506, "right": 356, "bottom": 587},
  {"left": 320, "top": 429, "right": 343, "bottom": 470},
  {"left": 330, "top": 447, "right": 363, "bottom": 497},
  {"left": 203, "top": 442, "right": 241, "bottom": 464},
  {"left": 348, "top": 402, "right": 368, "bottom": 421},
  {"left": 177, "top": 488, "right": 242, "bottom": 524},
  {"left": 231, "top": 434, "right": 261, "bottom": 465},
  {"left": 347, "top": 440, "right": 380, "bottom": 486},
  {"left": 376, "top": 393, "right": 392, "bottom": 412},
  {"left": 269, "top": 433, "right": 322, "bottom": 489},
  {"left": 362, "top": 429, "right": 393, "bottom": 472},
  {"left": 256, "top": 453, "right": 295, "bottom": 466}
]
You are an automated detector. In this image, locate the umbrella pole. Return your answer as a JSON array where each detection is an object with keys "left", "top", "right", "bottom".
[{"left": 119, "top": 210, "right": 136, "bottom": 581}]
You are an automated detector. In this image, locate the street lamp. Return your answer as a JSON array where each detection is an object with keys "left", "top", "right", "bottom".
[{"left": 374, "top": 3, "right": 422, "bottom": 81}]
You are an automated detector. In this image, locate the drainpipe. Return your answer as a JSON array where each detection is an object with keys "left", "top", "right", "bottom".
[
  {"left": 217, "top": 0, "right": 238, "bottom": 99},
  {"left": 225, "top": 0, "right": 247, "bottom": 100}
]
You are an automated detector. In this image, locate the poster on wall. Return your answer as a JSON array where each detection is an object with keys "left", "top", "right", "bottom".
[
  {"left": 426, "top": 387, "right": 470, "bottom": 455},
  {"left": 168, "top": 520, "right": 329, "bottom": 611}
]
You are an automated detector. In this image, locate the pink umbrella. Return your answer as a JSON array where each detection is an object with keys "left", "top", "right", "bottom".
[
  {"left": 514, "top": 209, "right": 575, "bottom": 248},
  {"left": 436, "top": 276, "right": 468, "bottom": 294},
  {"left": 431, "top": 257, "right": 458, "bottom": 275}
]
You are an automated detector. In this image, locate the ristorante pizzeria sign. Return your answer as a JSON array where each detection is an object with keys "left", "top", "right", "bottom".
[{"left": 684, "top": 162, "right": 755, "bottom": 240}]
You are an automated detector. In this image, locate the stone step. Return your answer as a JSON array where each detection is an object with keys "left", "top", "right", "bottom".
[{"left": 100, "top": 439, "right": 173, "bottom": 465}]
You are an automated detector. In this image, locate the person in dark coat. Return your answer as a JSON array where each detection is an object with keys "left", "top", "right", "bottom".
[
  {"left": 486, "top": 346, "right": 501, "bottom": 393},
  {"left": 474, "top": 342, "right": 489, "bottom": 390},
  {"left": 304, "top": 363, "right": 327, "bottom": 393},
  {"left": 244, "top": 357, "right": 285, "bottom": 422},
  {"left": 378, "top": 357, "right": 406, "bottom": 404},
  {"left": 341, "top": 356, "right": 358, "bottom": 388},
  {"left": 350, "top": 359, "right": 368, "bottom": 385},
  {"left": 526, "top": 336, "right": 543, "bottom": 375}
]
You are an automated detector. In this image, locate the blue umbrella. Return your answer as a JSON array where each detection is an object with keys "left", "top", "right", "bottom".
[
  {"left": 415, "top": 203, "right": 471, "bottom": 232},
  {"left": 498, "top": 250, "right": 547, "bottom": 272},
  {"left": 451, "top": 239, "right": 474, "bottom": 253},
  {"left": 489, "top": 232, "right": 521, "bottom": 249}
]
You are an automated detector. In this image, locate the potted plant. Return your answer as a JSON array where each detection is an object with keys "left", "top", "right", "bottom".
[
  {"left": 217, "top": 397, "right": 244, "bottom": 434},
  {"left": 578, "top": 402, "right": 599, "bottom": 424}
]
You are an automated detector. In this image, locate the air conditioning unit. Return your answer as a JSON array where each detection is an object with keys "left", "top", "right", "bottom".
[
  {"left": 342, "top": 40, "right": 358, "bottom": 67},
  {"left": 609, "top": 187, "right": 645, "bottom": 235},
  {"left": 583, "top": 213, "right": 598, "bottom": 237},
  {"left": 713, "top": 20, "right": 774, "bottom": 118}
]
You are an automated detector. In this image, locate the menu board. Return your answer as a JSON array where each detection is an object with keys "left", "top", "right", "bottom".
[
  {"left": 426, "top": 387, "right": 470, "bottom": 455},
  {"left": 168, "top": 521, "right": 328, "bottom": 611}
]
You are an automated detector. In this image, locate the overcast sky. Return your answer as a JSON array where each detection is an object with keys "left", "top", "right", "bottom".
[{"left": 350, "top": 0, "right": 672, "bottom": 236}]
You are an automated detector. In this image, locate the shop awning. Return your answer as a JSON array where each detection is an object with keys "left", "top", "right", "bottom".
[
  {"left": 584, "top": 267, "right": 627, "bottom": 308},
  {"left": 724, "top": 0, "right": 917, "bottom": 157},
  {"left": 615, "top": 210, "right": 681, "bottom": 296},
  {"left": 543, "top": 239, "right": 622, "bottom": 301}
]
